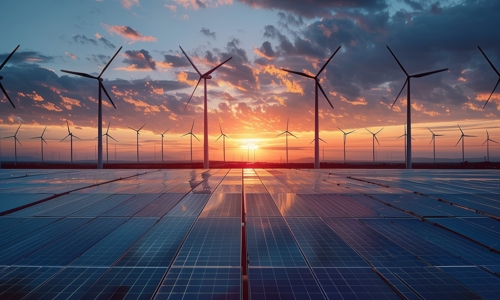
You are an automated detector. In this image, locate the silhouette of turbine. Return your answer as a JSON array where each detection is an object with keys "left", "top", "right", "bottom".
[
  {"left": 455, "top": 125, "right": 475, "bottom": 163},
  {"left": 277, "top": 118, "right": 298, "bottom": 164},
  {"left": 397, "top": 124, "right": 415, "bottom": 165},
  {"left": 103, "top": 121, "right": 117, "bottom": 164},
  {"left": 427, "top": 127, "right": 443, "bottom": 163},
  {"left": 3, "top": 124, "right": 22, "bottom": 164},
  {"left": 478, "top": 46, "right": 500, "bottom": 109},
  {"left": 60, "top": 121, "right": 80, "bottom": 164},
  {"left": 482, "top": 129, "right": 498, "bottom": 162},
  {"left": 181, "top": 120, "right": 200, "bottom": 164},
  {"left": 215, "top": 124, "right": 229, "bottom": 163},
  {"left": 155, "top": 128, "right": 169, "bottom": 163},
  {"left": 0, "top": 45, "right": 19, "bottom": 108},
  {"left": 128, "top": 124, "right": 145, "bottom": 164},
  {"left": 365, "top": 127, "right": 383, "bottom": 163},
  {"left": 338, "top": 127, "right": 355, "bottom": 164},
  {"left": 31, "top": 126, "right": 48, "bottom": 162}
]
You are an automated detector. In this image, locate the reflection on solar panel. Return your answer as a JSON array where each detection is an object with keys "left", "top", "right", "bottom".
[
  {"left": 297, "top": 194, "right": 351, "bottom": 217},
  {"left": 165, "top": 194, "right": 210, "bottom": 217},
  {"left": 199, "top": 193, "right": 241, "bottom": 218},
  {"left": 0, "top": 266, "right": 60, "bottom": 299},
  {"left": 439, "top": 266, "right": 500, "bottom": 299},
  {"left": 245, "top": 193, "right": 281, "bottom": 217},
  {"left": 348, "top": 195, "right": 411, "bottom": 218},
  {"left": 134, "top": 193, "right": 184, "bottom": 217},
  {"left": 271, "top": 193, "right": 317, "bottom": 216},
  {"left": 70, "top": 194, "right": 134, "bottom": 217}
]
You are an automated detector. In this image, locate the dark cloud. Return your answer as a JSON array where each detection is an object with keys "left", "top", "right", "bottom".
[
  {"left": 0, "top": 51, "right": 53, "bottom": 64},
  {"left": 73, "top": 34, "right": 98, "bottom": 46},
  {"left": 163, "top": 54, "right": 189, "bottom": 67},
  {"left": 200, "top": 27, "right": 216, "bottom": 39},
  {"left": 87, "top": 54, "right": 110, "bottom": 66},
  {"left": 122, "top": 49, "right": 156, "bottom": 70},
  {"left": 99, "top": 37, "right": 116, "bottom": 49}
]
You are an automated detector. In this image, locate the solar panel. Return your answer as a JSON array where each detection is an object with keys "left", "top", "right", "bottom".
[
  {"left": 101, "top": 194, "right": 162, "bottom": 217},
  {"left": 0, "top": 217, "right": 25, "bottom": 229},
  {"left": 296, "top": 194, "right": 351, "bottom": 217},
  {"left": 0, "top": 266, "right": 60, "bottom": 299},
  {"left": 8, "top": 194, "right": 91, "bottom": 217},
  {"left": 134, "top": 193, "right": 184, "bottom": 217},
  {"left": 199, "top": 193, "right": 241, "bottom": 218},
  {"left": 0, "top": 217, "right": 59, "bottom": 247},
  {"left": 165, "top": 194, "right": 210, "bottom": 217},
  {"left": 438, "top": 266, "right": 500, "bottom": 299},
  {"left": 271, "top": 193, "right": 318, "bottom": 217},
  {"left": 429, "top": 218, "right": 500, "bottom": 250},
  {"left": 69, "top": 194, "right": 134, "bottom": 217},
  {"left": 0, "top": 193, "right": 53, "bottom": 214},
  {"left": 348, "top": 195, "right": 411, "bottom": 217},
  {"left": 245, "top": 193, "right": 281, "bottom": 217},
  {"left": 35, "top": 194, "right": 111, "bottom": 217}
]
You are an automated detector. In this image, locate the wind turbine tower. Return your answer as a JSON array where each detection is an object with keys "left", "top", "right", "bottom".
[
  {"left": 181, "top": 120, "right": 200, "bottom": 164},
  {"left": 215, "top": 124, "right": 229, "bottom": 163},
  {"left": 103, "top": 122, "right": 117, "bottom": 164},
  {"left": 455, "top": 125, "right": 475, "bottom": 163},
  {"left": 3, "top": 124, "right": 21, "bottom": 164},
  {"left": 128, "top": 124, "right": 145, "bottom": 164},
  {"left": 60, "top": 121, "right": 80, "bottom": 164},
  {"left": 31, "top": 126, "right": 48, "bottom": 162},
  {"left": 277, "top": 118, "right": 298, "bottom": 164},
  {"left": 365, "top": 128, "right": 384, "bottom": 163},
  {"left": 155, "top": 128, "right": 169, "bottom": 163},
  {"left": 427, "top": 127, "right": 443, "bottom": 163},
  {"left": 338, "top": 127, "right": 355, "bottom": 164},
  {"left": 482, "top": 130, "right": 498, "bottom": 162}
]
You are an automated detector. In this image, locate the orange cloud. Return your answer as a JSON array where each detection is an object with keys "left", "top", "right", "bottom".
[
  {"left": 103, "top": 24, "right": 157, "bottom": 44},
  {"left": 152, "top": 88, "right": 164, "bottom": 95},
  {"left": 260, "top": 64, "right": 304, "bottom": 95},
  {"left": 123, "top": 97, "right": 160, "bottom": 113},
  {"left": 253, "top": 47, "right": 273, "bottom": 60},
  {"left": 121, "top": 0, "right": 139, "bottom": 9},
  {"left": 27, "top": 91, "right": 44, "bottom": 102},
  {"left": 65, "top": 52, "right": 77, "bottom": 59},
  {"left": 172, "top": 0, "right": 233, "bottom": 10},
  {"left": 458, "top": 77, "right": 466, "bottom": 82},
  {"left": 60, "top": 96, "right": 82, "bottom": 110},
  {"left": 36, "top": 102, "right": 63, "bottom": 112},
  {"left": 340, "top": 95, "right": 367, "bottom": 106},
  {"left": 164, "top": 4, "right": 177, "bottom": 11},
  {"left": 177, "top": 71, "right": 198, "bottom": 86},
  {"left": 463, "top": 102, "right": 483, "bottom": 111}
]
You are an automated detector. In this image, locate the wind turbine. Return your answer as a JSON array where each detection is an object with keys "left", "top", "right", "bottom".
[
  {"left": 103, "top": 121, "right": 117, "bottom": 164},
  {"left": 61, "top": 46, "right": 122, "bottom": 169},
  {"left": 31, "top": 126, "right": 48, "bottom": 162},
  {"left": 427, "top": 127, "right": 443, "bottom": 163},
  {"left": 365, "top": 128, "right": 383, "bottom": 163},
  {"left": 128, "top": 124, "right": 145, "bottom": 164},
  {"left": 478, "top": 46, "right": 499, "bottom": 109},
  {"left": 397, "top": 124, "right": 415, "bottom": 165},
  {"left": 387, "top": 46, "right": 448, "bottom": 169},
  {"left": 181, "top": 120, "right": 200, "bottom": 164},
  {"left": 155, "top": 128, "right": 169, "bottom": 163},
  {"left": 60, "top": 121, "right": 80, "bottom": 164},
  {"left": 482, "top": 130, "right": 498, "bottom": 162},
  {"left": 338, "top": 127, "right": 355, "bottom": 164},
  {"left": 455, "top": 125, "right": 476, "bottom": 163},
  {"left": 179, "top": 46, "right": 232, "bottom": 169},
  {"left": 0, "top": 45, "right": 19, "bottom": 108},
  {"left": 277, "top": 118, "right": 298, "bottom": 164},
  {"left": 282, "top": 46, "right": 341, "bottom": 169},
  {"left": 3, "top": 124, "right": 21, "bottom": 164},
  {"left": 215, "top": 124, "right": 229, "bottom": 163}
]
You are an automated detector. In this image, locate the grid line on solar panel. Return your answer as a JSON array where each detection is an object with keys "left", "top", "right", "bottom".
[
  {"left": 249, "top": 267, "right": 326, "bottom": 299},
  {"left": 0, "top": 218, "right": 91, "bottom": 265},
  {"left": 164, "top": 194, "right": 211, "bottom": 217},
  {"left": 271, "top": 193, "right": 318, "bottom": 217},
  {"left": 154, "top": 267, "right": 241, "bottom": 299},
  {"left": 34, "top": 194, "right": 112, "bottom": 217},
  {"left": 19, "top": 218, "right": 127, "bottom": 267},
  {"left": 199, "top": 193, "right": 242, "bottom": 218},
  {"left": 173, "top": 217, "right": 241, "bottom": 267},
  {"left": 69, "top": 218, "right": 157, "bottom": 267},
  {"left": 114, "top": 217, "right": 197, "bottom": 268},
  {"left": 101, "top": 194, "right": 162, "bottom": 217},
  {"left": 246, "top": 217, "right": 307, "bottom": 267},
  {"left": 0, "top": 217, "right": 25, "bottom": 229},
  {"left": 361, "top": 219, "right": 472, "bottom": 267},
  {"left": 7, "top": 194, "right": 92, "bottom": 217},
  {"left": 284, "top": 217, "right": 369, "bottom": 268},
  {"left": 430, "top": 194, "right": 500, "bottom": 217},
  {"left": 320, "top": 194, "right": 383, "bottom": 217},
  {"left": 460, "top": 217, "right": 500, "bottom": 234},
  {"left": 0, "top": 266, "right": 61, "bottom": 299},
  {"left": 375, "top": 268, "right": 425, "bottom": 300},
  {"left": 245, "top": 193, "right": 281, "bottom": 217},
  {"left": 134, "top": 193, "right": 185, "bottom": 217},
  {"left": 0, "top": 217, "right": 60, "bottom": 247},
  {"left": 324, "top": 218, "right": 427, "bottom": 268},
  {"left": 0, "top": 194, "right": 55, "bottom": 215},
  {"left": 312, "top": 267, "right": 401, "bottom": 299},
  {"left": 348, "top": 195, "right": 412, "bottom": 218},
  {"left": 296, "top": 194, "right": 351, "bottom": 218},
  {"left": 69, "top": 194, "right": 134, "bottom": 217},
  {"left": 438, "top": 266, "right": 500, "bottom": 299}
]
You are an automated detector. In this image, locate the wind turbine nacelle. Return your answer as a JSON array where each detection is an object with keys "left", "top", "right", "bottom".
[{"left": 203, "top": 75, "right": 212, "bottom": 79}]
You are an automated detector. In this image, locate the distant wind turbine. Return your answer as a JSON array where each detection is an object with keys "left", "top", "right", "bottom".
[
  {"left": 397, "top": 124, "right": 415, "bottom": 165},
  {"left": 338, "top": 127, "right": 355, "bottom": 164},
  {"left": 215, "top": 124, "right": 229, "bottom": 163},
  {"left": 365, "top": 128, "right": 383, "bottom": 163},
  {"left": 60, "top": 121, "right": 80, "bottom": 164},
  {"left": 3, "top": 124, "right": 21, "bottom": 164},
  {"left": 103, "top": 121, "right": 117, "bottom": 164},
  {"left": 61, "top": 46, "right": 122, "bottom": 169},
  {"left": 181, "top": 120, "right": 200, "bottom": 164},
  {"left": 31, "top": 126, "right": 48, "bottom": 162},
  {"left": 455, "top": 125, "right": 476, "bottom": 163},
  {"left": 277, "top": 118, "right": 298, "bottom": 164},
  {"left": 478, "top": 46, "right": 499, "bottom": 109},
  {"left": 282, "top": 46, "right": 341, "bottom": 169},
  {"left": 128, "top": 124, "right": 145, "bottom": 164},
  {"left": 155, "top": 128, "right": 169, "bottom": 163},
  {"left": 0, "top": 45, "right": 19, "bottom": 108},
  {"left": 427, "top": 127, "right": 443, "bottom": 163},
  {"left": 179, "top": 46, "right": 232, "bottom": 169},
  {"left": 387, "top": 46, "right": 448, "bottom": 169},
  {"left": 482, "top": 130, "right": 498, "bottom": 162}
]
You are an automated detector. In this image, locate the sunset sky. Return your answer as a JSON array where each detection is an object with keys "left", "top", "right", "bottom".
[{"left": 1, "top": 0, "right": 499, "bottom": 163}]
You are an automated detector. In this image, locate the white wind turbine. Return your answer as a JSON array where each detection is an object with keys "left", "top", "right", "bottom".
[
  {"left": 397, "top": 124, "right": 415, "bottom": 165},
  {"left": 427, "top": 127, "right": 443, "bottom": 163},
  {"left": 60, "top": 120, "right": 80, "bottom": 164},
  {"left": 3, "top": 124, "right": 21, "bottom": 164},
  {"left": 478, "top": 46, "right": 499, "bottom": 109},
  {"left": 155, "top": 128, "right": 169, "bottom": 163},
  {"left": 128, "top": 124, "right": 145, "bottom": 164},
  {"left": 0, "top": 45, "right": 19, "bottom": 108},
  {"left": 181, "top": 120, "right": 200, "bottom": 164},
  {"left": 282, "top": 46, "right": 341, "bottom": 169},
  {"left": 61, "top": 46, "right": 122, "bottom": 169},
  {"left": 103, "top": 121, "right": 117, "bottom": 164},
  {"left": 277, "top": 118, "right": 298, "bottom": 164},
  {"left": 179, "top": 46, "right": 232, "bottom": 169},
  {"left": 215, "top": 124, "right": 229, "bottom": 163},
  {"left": 31, "top": 126, "right": 48, "bottom": 162},
  {"left": 338, "top": 127, "right": 355, "bottom": 164},
  {"left": 365, "top": 128, "right": 383, "bottom": 163},
  {"left": 387, "top": 46, "right": 448, "bottom": 169},
  {"left": 482, "top": 129, "right": 498, "bottom": 162},
  {"left": 455, "top": 125, "right": 476, "bottom": 163}
]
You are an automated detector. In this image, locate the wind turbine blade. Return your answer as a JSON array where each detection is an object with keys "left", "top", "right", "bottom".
[
  {"left": 316, "top": 46, "right": 341, "bottom": 77},
  {"left": 375, "top": 127, "right": 384, "bottom": 135},
  {"left": 482, "top": 139, "right": 488, "bottom": 145},
  {"left": 429, "top": 136, "right": 434, "bottom": 145},
  {"left": 191, "top": 120, "right": 195, "bottom": 132},
  {"left": 490, "top": 139, "right": 499, "bottom": 144},
  {"left": 413, "top": 68, "right": 448, "bottom": 78},
  {"left": 319, "top": 137, "right": 327, "bottom": 144},
  {"left": 127, "top": 126, "right": 137, "bottom": 131},
  {"left": 464, "top": 135, "right": 476, "bottom": 137},
  {"left": 73, "top": 135, "right": 82, "bottom": 140},
  {"left": 309, "top": 139, "right": 314, "bottom": 145},
  {"left": 101, "top": 83, "right": 117, "bottom": 109},
  {"left": 281, "top": 68, "right": 315, "bottom": 79},
  {"left": 455, "top": 136, "right": 463, "bottom": 146},
  {"left": 66, "top": 120, "right": 70, "bottom": 134},
  {"left": 374, "top": 136, "right": 380, "bottom": 146},
  {"left": 15, "top": 124, "right": 21, "bottom": 135},
  {"left": 290, "top": 132, "right": 299, "bottom": 139},
  {"left": 427, "top": 127, "right": 434, "bottom": 134},
  {"left": 184, "top": 77, "right": 201, "bottom": 111},
  {"left": 192, "top": 133, "right": 200, "bottom": 142},
  {"left": 337, "top": 127, "right": 345, "bottom": 134},
  {"left": 61, "top": 70, "right": 97, "bottom": 79},
  {"left": 181, "top": 133, "right": 190, "bottom": 137},
  {"left": 109, "top": 135, "right": 118, "bottom": 142},
  {"left": 0, "top": 45, "right": 20, "bottom": 70},
  {"left": 397, "top": 134, "right": 405, "bottom": 139},
  {"left": 483, "top": 77, "right": 500, "bottom": 109},
  {"left": 215, "top": 134, "right": 222, "bottom": 142},
  {"left": 219, "top": 123, "right": 223, "bottom": 134},
  {"left": 162, "top": 128, "right": 169, "bottom": 135},
  {"left": 138, "top": 123, "right": 146, "bottom": 131},
  {"left": 318, "top": 82, "right": 334, "bottom": 109},
  {"left": 0, "top": 83, "right": 15, "bottom": 108},
  {"left": 15, "top": 137, "right": 22, "bottom": 146},
  {"left": 435, "top": 134, "right": 444, "bottom": 137},
  {"left": 179, "top": 46, "right": 202, "bottom": 75},
  {"left": 30, "top": 137, "right": 39, "bottom": 140},
  {"left": 486, "top": 129, "right": 489, "bottom": 138},
  {"left": 99, "top": 46, "right": 122, "bottom": 78},
  {"left": 106, "top": 122, "right": 111, "bottom": 134},
  {"left": 391, "top": 79, "right": 407, "bottom": 108},
  {"left": 277, "top": 131, "right": 286, "bottom": 137},
  {"left": 346, "top": 130, "right": 355, "bottom": 135},
  {"left": 205, "top": 56, "right": 232, "bottom": 76},
  {"left": 42, "top": 126, "right": 47, "bottom": 136},
  {"left": 478, "top": 46, "right": 500, "bottom": 76},
  {"left": 2, "top": 136, "right": 14, "bottom": 139},
  {"left": 286, "top": 118, "right": 289, "bottom": 131},
  {"left": 42, "top": 138, "right": 48, "bottom": 145},
  {"left": 61, "top": 134, "right": 70, "bottom": 142},
  {"left": 386, "top": 46, "right": 408, "bottom": 76},
  {"left": 365, "top": 128, "right": 374, "bottom": 135}
]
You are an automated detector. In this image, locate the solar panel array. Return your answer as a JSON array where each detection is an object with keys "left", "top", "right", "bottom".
[{"left": 0, "top": 168, "right": 499, "bottom": 299}]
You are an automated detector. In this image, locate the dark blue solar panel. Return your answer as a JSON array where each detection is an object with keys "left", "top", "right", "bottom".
[
  {"left": 461, "top": 217, "right": 500, "bottom": 234},
  {"left": 485, "top": 266, "right": 500, "bottom": 275},
  {"left": 313, "top": 267, "right": 400, "bottom": 299},
  {"left": 0, "top": 266, "right": 60, "bottom": 299},
  {"left": 245, "top": 193, "right": 281, "bottom": 217},
  {"left": 430, "top": 194, "right": 500, "bottom": 217},
  {"left": 8, "top": 194, "right": 90, "bottom": 217},
  {"left": 102, "top": 194, "right": 161, "bottom": 217},
  {"left": 271, "top": 193, "right": 318, "bottom": 217},
  {"left": 20, "top": 218, "right": 125, "bottom": 266},
  {"left": 70, "top": 218, "right": 156, "bottom": 267},
  {"left": 249, "top": 267, "right": 326, "bottom": 299},
  {"left": 83, "top": 267, "right": 165, "bottom": 299},
  {"left": 199, "top": 193, "right": 241, "bottom": 218},
  {"left": 134, "top": 193, "right": 184, "bottom": 217},
  {"left": 0, "top": 194, "right": 52, "bottom": 214},
  {"left": 173, "top": 217, "right": 240, "bottom": 267},
  {"left": 155, "top": 267, "right": 240, "bottom": 299},
  {"left": 24, "top": 267, "right": 107, "bottom": 300},
  {"left": 376, "top": 268, "right": 421, "bottom": 300},
  {"left": 70, "top": 194, "right": 134, "bottom": 217},
  {"left": 0, "top": 217, "right": 59, "bottom": 247},
  {"left": 247, "top": 217, "right": 307, "bottom": 267},
  {"left": 35, "top": 194, "right": 111, "bottom": 216},
  {"left": 115, "top": 217, "right": 196, "bottom": 267},
  {"left": 349, "top": 195, "right": 411, "bottom": 217},
  {"left": 319, "top": 194, "right": 381, "bottom": 217},
  {"left": 296, "top": 194, "right": 351, "bottom": 217},
  {"left": 324, "top": 219, "right": 427, "bottom": 268},
  {"left": 165, "top": 194, "right": 211, "bottom": 217},
  {"left": 0, "top": 217, "right": 24, "bottom": 229},
  {"left": 439, "top": 266, "right": 500, "bottom": 299},
  {"left": 285, "top": 217, "right": 369, "bottom": 268},
  {"left": 430, "top": 218, "right": 500, "bottom": 250}
]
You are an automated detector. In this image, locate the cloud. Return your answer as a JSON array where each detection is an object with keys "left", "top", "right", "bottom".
[
  {"left": 200, "top": 27, "right": 217, "bottom": 39},
  {"left": 0, "top": 51, "right": 53, "bottom": 64},
  {"left": 163, "top": 54, "right": 190, "bottom": 68},
  {"left": 103, "top": 24, "right": 157, "bottom": 43},
  {"left": 120, "top": 49, "right": 157, "bottom": 71},
  {"left": 65, "top": 52, "right": 78, "bottom": 59},
  {"left": 172, "top": 0, "right": 233, "bottom": 10},
  {"left": 72, "top": 34, "right": 116, "bottom": 49},
  {"left": 121, "top": 0, "right": 140, "bottom": 9}
]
